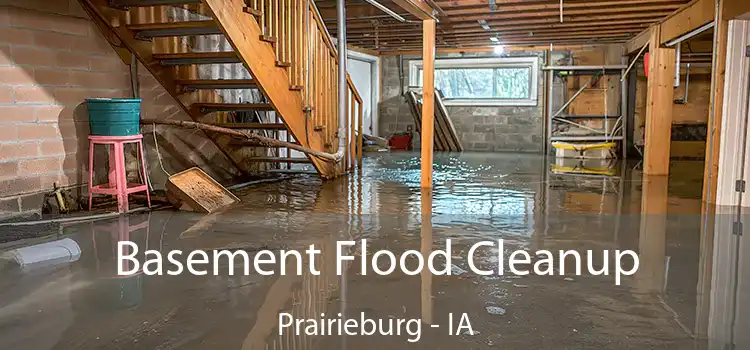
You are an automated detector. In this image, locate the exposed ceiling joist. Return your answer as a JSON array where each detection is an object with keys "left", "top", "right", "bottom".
[{"left": 314, "top": 0, "right": 693, "bottom": 53}]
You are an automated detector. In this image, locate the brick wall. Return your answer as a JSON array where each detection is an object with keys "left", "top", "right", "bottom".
[{"left": 0, "top": 4, "right": 239, "bottom": 219}]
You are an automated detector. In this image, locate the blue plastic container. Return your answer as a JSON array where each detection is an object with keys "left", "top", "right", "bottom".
[{"left": 86, "top": 98, "right": 142, "bottom": 136}]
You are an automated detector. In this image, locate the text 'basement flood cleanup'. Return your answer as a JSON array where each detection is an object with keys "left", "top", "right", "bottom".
[{"left": 117, "top": 239, "right": 640, "bottom": 284}]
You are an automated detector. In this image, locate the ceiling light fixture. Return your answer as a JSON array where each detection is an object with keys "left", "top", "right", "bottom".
[
  {"left": 489, "top": 37, "right": 499, "bottom": 42},
  {"left": 493, "top": 45, "right": 505, "bottom": 55}
]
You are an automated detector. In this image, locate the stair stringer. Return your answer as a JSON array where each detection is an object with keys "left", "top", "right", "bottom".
[
  {"left": 80, "top": 0, "right": 273, "bottom": 175},
  {"left": 199, "top": 0, "right": 338, "bottom": 178}
]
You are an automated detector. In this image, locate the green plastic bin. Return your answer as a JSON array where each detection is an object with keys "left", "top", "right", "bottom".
[{"left": 86, "top": 98, "right": 141, "bottom": 136}]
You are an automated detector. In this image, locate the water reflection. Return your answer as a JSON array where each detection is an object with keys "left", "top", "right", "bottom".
[{"left": 0, "top": 153, "right": 746, "bottom": 349}]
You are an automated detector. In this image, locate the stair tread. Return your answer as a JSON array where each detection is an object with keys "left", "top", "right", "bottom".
[
  {"left": 248, "top": 157, "right": 311, "bottom": 163},
  {"left": 111, "top": 0, "right": 201, "bottom": 7},
  {"left": 153, "top": 52, "right": 241, "bottom": 65},
  {"left": 212, "top": 123, "right": 286, "bottom": 129},
  {"left": 128, "top": 20, "right": 217, "bottom": 31},
  {"left": 153, "top": 52, "right": 237, "bottom": 59},
  {"left": 194, "top": 103, "right": 275, "bottom": 112},
  {"left": 177, "top": 79, "right": 258, "bottom": 89},
  {"left": 128, "top": 20, "right": 222, "bottom": 38}
]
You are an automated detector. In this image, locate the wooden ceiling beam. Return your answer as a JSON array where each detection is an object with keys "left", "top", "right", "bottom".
[
  {"left": 327, "top": 13, "right": 668, "bottom": 30},
  {"left": 441, "top": 1, "right": 684, "bottom": 16},
  {"left": 319, "top": 0, "right": 684, "bottom": 17},
  {"left": 432, "top": 0, "right": 681, "bottom": 8},
  {"left": 442, "top": 13, "right": 667, "bottom": 28},
  {"left": 724, "top": 0, "right": 750, "bottom": 19},
  {"left": 340, "top": 23, "right": 648, "bottom": 37},
  {"left": 334, "top": 18, "right": 655, "bottom": 34},
  {"left": 658, "top": 0, "right": 714, "bottom": 44},
  {"left": 378, "top": 44, "right": 593, "bottom": 56},
  {"left": 353, "top": 34, "right": 630, "bottom": 48},
  {"left": 625, "top": 27, "right": 650, "bottom": 53},
  {"left": 391, "top": 0, "right": 438, "bottom": 20},
  {"left": 352, "top": 31, "right": 633, "bottom": 44},
  {"left": 367, "top": 38, "right": 627, "bottom": 51},
  {"left": 626, "top": 0, "right": 715, "bottom": 53},
  {"left": 318, "top": 4, "right": 411, "bottom": 19},
  {"left": 345, "top": 28, "right": 645, "bottom": 42},
  {"left": 446, "top": 6, "right": 678, "bottom": 22}
]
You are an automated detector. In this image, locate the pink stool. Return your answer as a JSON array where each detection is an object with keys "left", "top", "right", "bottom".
[{"left": 88, "top": 134, "right": 151, "bottom": 213}]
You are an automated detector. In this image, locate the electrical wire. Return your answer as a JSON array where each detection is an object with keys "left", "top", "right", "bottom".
[{"left": 152, "top": 123, "right": 173, "bottom": 178}]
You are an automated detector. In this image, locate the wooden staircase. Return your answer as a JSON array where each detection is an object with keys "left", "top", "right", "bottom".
[{"left": 79, "top": 0, "right": 363, "bottom": 178}]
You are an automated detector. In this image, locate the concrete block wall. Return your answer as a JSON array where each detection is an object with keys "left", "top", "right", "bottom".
[
  {"left": 0, "top": 4, "right": 239, "bottom": 219},
  {"left": 379, "top": 51, "right": 546, "bottom": 153}
]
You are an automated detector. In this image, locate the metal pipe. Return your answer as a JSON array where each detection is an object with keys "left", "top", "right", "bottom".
[
  {"left": 665, "top": 22, "right": 714, "bottom": 47},
  {"left": 325, "top": 14, "right": 417, "bottom": 22},
  {"left": 684, "top": 63, "right": 691, "bottom": 102},
  {"left": 675, "top": 42, "right": 682, "bottom": 87},
  {"left": 335, "top": 0, "right": 347, "bottom": 162}
]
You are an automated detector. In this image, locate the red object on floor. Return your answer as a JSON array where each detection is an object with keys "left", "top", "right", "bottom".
[
  {"left": 88, "top": 134, "right": 151, "bottom": 213},
  {"left": 644, "top": 52, "right": 650, "bottom": 78},
  {"left": 388, "top": 132, "right": 413, "bottom": 150}
]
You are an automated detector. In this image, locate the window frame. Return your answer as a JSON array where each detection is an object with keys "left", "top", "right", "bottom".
[{"left": 408, "top": 56, "right": 540, "bottom": 107}]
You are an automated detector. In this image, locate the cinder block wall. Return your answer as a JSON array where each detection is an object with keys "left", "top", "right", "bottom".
[
  {"left": 379, "top": 52, "right": 546, "bottom": 153},
  {"left": 0, "top": 4, "right": 239, "bottom": 219}
]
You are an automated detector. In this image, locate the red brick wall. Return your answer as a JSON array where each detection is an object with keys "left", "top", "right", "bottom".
[{"left": 0, "top": 4, "right": 238, "bottom": 216}]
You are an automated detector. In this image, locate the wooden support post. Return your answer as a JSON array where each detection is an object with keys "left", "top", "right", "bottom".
[
  {"left": 634, "top": 175, "right": 668, "bottom": 293},
  {"left": 703, "top": 5, "right": 728, "bottom": 205},
  {"left": 421, "top": 19, "right": 436, "bottom": 189},
  {"left": 420, "top": 191, "right": 433, "bottom": 324},
  {"left": 644, "top": 25, "right": 676, "bottom": 176}
]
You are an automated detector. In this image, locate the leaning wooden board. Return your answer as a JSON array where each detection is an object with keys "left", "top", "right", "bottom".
[
  {"left": 435, "top": 91, "right": 463, "bottom": 152},
  {"left": 166, "top": 167, "right": 240, "bottom": 213},
  {"left": 407, "top": 90, "right": 450, "bottom": 151},
  {"left": 406, "top": 90, "right": 462, "bottom": 152}
]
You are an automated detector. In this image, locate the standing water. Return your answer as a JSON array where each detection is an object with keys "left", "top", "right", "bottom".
[{"left": 0, "top": 152, "right": 742, "bottom": 349}]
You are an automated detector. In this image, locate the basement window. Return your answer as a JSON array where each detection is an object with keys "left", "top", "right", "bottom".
[{"left": 408, "top": 57, "right": 539, "bottom": 107}]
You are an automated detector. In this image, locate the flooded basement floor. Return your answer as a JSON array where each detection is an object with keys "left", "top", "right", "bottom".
[{"left": 0, "top": 152, "right": 747, "bottom": 349}]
